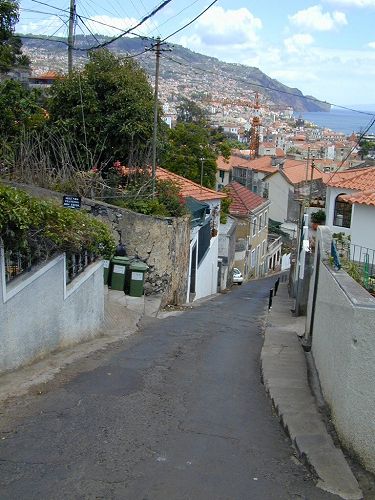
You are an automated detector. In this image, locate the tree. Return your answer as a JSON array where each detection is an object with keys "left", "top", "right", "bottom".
[
  {"left": 176, "top": 97, "right": 207, "bottom": 124},
  {"left": 47, "top": 50, "right": 156, "bottom": 168},
  {"left": 0, "top": 79, "right": 45, "bottom": 138},
  {"left": 0, "top": 0, "right": 30, "bottom": 73},
  {"left": 160, "top": 122, "right": 217, "bottom": 188}
]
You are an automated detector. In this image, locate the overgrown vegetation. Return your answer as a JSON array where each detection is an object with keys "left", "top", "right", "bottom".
[{"left": 0, "top": 184, "right": 116, "bottom": 258}]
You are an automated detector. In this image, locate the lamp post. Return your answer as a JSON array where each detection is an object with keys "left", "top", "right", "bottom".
[{"left": 200, "top": 157, "right": 205, "bottom": 191}]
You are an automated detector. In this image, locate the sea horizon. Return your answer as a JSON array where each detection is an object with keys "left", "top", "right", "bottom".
[{"left": 295, "top": 107, "right": 375, "bottom": 136}]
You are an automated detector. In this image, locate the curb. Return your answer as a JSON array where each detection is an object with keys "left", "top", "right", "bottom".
[{"left": 261, "top": 282, "right": 363, "bottom": 500}]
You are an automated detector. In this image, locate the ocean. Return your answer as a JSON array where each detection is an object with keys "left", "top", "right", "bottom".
[{"left": 295, "top": 108, "right": 375, "bottom": 136}]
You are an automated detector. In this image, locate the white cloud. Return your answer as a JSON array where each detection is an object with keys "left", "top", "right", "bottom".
[
  {"left": 85, "top": 15, "right": 145, "bottom": 36},
  {"left": 368, "top": 41, "right": 375, "bottom": 48},
  {"left": 326, "top": 0, "right": 375, "bottom": 6},
  {"left": 178, "top": 6, "right": 262, "bottom": 50},
  {"left": 18, "top": 14, "right": 155, "bottom": 38},
  {"left": 284, "top": 33, "right": 314, "bottom": 54},
  {"left": 289, "top": 5, "right": 347, "bottom": 31},
  {"left": 18, "top": 17, "right": 66, "bottom": 36}
]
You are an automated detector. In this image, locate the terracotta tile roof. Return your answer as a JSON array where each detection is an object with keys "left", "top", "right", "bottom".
[
  {"left": 156, "top": 167, "right": 226, "bottom": 202},
  {"left": 226, "top": 181, "right": 269, "bottom": 216},
  {"left": 274, "top": 159, "right": 328, "bottom": 185},
  {"left": 339, "top": 190, "right": 375, "bottom": 207},
  {"left": 276, "top": 148, "right": 285, "bottom": 157},
  {"left": 32, "top": 71, "right": 59, "bottom": 80},
  {"left": 217, "top": 155, "right": 278, "bottom": 174},
  {"left": 326, "top": 167, "right": 375, "bottom": 190}
]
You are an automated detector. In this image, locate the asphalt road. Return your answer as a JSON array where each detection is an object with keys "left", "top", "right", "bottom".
[{"left": 0, "top": 277, "right": 338, "bottom": 499}]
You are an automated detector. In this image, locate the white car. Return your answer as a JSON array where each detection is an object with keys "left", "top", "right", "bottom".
[{"left": 232, "top": 268, "right": 244, "bottom": 285}]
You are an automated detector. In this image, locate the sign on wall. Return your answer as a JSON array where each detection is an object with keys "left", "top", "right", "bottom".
[{"left": 63, "top": 195, "right": 81, "bottom": 209}]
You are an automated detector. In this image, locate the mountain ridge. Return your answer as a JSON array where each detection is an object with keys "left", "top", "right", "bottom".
[{"left": 20, "top": 34, "right": 330, "bottom": 113}]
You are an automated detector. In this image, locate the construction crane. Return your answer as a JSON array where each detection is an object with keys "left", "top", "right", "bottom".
[{"left": 249, "top": 92, "right": 261, "bottom": 159}]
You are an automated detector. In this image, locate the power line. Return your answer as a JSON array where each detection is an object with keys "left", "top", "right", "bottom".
[
  {"left": 325, "top": 117, "right": 375, "bottom": 184},
  {"left": 160, "top": 53, "right": 375, "bottom": 117},
  {"left": 74, "top": 0, "right": 172, "bottom": 51},
  {"left": 161, "top": 0, "right": 219, "bottom": 42}
]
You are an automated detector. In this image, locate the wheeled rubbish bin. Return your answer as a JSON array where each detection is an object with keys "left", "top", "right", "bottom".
[
  {"left": 110, "top": 256, "right": 130, "bottom": 291},
  {"left": 128, "top": 261, "right": 149, "bottom": 297}
]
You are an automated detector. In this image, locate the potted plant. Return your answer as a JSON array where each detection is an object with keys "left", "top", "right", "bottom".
[{"left": 311, "top": 209, "right": 326, "bottom": 230}]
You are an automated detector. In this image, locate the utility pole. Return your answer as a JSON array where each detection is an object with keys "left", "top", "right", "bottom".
[
  {"left": 308, "top": 155, "right": 315, "bottom": 208},
  {"left": 68, "top": 0, "right": 76, "bottom": 74},
  {"left": 151, "top": 37, "right": 171, "bottom": 198},
  {"left": 151, "top": 37, "right": 161, "bottom": 199}
]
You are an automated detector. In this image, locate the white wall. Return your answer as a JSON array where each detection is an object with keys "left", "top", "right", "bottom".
[
  {"left": 351, "top": 204, "right": 375, "bottom": 250},
  {"left": 0, "top": 250, "right": 104, "bottom": 373},
  {"left": 312, "top": 263, "right": 375, "bottom": 474},
  {"left": 307, "top": 227, "right": 375, "bottom": 474},
  {"left": 195, "top": 235, "right": 219, "bottom": 300},
  {"left": 267, "top": 174, "right": 291, "bottom": 223}
]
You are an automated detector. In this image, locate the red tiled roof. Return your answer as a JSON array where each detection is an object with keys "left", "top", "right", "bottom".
[
  {"left": 339, "top": 190, "right": 375, "bottom": 207},
  {"left": 156, "top": 167, "right": 226, "bottom": 201},
  {"left": 217, "top": 155, "right": 278, "bottom": 174},
  {"left": 326, "top": 167, "right": 375, "bottom": 190},
  {"left": 226, "top": 181, "right": 268, "bottom": 216},
  {"left": 266, "top": 159, "right": 328, "bottom": 185},
  {"left": 32, "top": 71, "right": 59, "bottom": 80},
  {"left": 276, "top": 148, "right": 285, "bottom": 157}
]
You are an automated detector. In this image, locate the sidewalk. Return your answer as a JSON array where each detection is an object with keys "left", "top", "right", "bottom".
[
  {"left": 261, "top": 281, "right": 363, "bottom": 500},
  {"left": 0, "top": 290, "right": 162, "bottom": 405}
]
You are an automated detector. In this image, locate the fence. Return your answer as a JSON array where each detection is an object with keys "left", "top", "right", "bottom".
[
  {"left": 5, "top": 248, "right": 98, "bottom": 285},
  {"left": 334, "top": 238, "right": 375, "bottom": 294}
]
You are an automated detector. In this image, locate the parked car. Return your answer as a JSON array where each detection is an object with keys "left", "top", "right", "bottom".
[{"left": 232, "top": 268, "right": 243, "bottom": 285}]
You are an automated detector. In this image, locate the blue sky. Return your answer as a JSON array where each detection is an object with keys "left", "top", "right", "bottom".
[{"left": 18, "top": 0, "right": 375, "bottom": 107}]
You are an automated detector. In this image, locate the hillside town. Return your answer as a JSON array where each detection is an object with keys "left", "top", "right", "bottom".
[{"left": 1, "top": 2, "right": 375, "bottom": 498}]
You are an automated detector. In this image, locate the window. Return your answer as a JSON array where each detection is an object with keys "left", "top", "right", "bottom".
[
  {"left": 264, "top": 210, "right": 268, "bottom": 227},
  {"left": 252, "top": 217, "right": 257, "bottom": 236},
  {"left": 219, "top": 170, "right": 225, "bottom": 181},
  {"left": 258, "top": 214, "right": 263, "bottom": 232},
  {"left": 333, "top": 195, "right": 352, "bottom": 228},
  {"left": 262, "top": 239, "right": 267, "bottom": 256}
]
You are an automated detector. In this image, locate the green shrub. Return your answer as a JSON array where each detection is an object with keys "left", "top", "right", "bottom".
[{"left": 0, "top": 184, "right": 115, "bottom": 257}]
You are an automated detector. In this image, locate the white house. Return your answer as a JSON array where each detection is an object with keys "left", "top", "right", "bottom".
[{"left": 325, "top": 167, "right": 375, "bottom": 250}]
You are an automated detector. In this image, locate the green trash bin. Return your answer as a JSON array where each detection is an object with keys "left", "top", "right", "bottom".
[
  {"left": 103, "top": 258, "right": 112, "bottom": 285},
  {"left": 128, "top": 261, "right": 149, "bottom": 297},
  {"left": 110, "top": 256, "right": 130, "bottom": 291}
]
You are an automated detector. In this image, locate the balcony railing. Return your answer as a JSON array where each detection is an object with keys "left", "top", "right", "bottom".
[{"left": 334, "top": 238, "right": 375, "bottom": 294}]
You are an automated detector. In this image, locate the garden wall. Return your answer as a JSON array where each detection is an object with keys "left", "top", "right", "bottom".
[
  {"left": 306, "top": 226, "right": 375, "bottom": 474},
  {"left": 3, "top": 182, "right": 191, "bottom": 306},
  {"left": 0, "top": 249, "right": 104, "bottom": 373}
]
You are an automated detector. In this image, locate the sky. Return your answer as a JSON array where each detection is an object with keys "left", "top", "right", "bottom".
[{"left": 18, "top": 0, "right": 375, "bottom": 108}]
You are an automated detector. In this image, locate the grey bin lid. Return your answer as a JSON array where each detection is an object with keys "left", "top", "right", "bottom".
[{"left": 129, "top": 261, "right": 149, "bottom": 272}]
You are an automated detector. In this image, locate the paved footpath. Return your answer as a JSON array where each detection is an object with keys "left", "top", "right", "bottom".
[{"left": 1, "top": 278, "right": 339, "bottom": 499}]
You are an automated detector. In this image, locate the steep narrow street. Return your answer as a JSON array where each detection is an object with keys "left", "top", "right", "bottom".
[{"left": 0, "top": 278, "right": 337, "bottom": 499}]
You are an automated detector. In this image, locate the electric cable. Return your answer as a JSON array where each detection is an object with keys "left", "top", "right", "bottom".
[
  {"left": 159, "top": 53, "right": 375, "bottom": 117},
  {"left": 161, "top": 0, "right": 219, "bottom": 42}
]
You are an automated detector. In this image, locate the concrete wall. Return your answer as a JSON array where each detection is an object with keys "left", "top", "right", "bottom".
[
  {"left": 0, "top": 249, "right": 104, "bottom": 373},
  {"left": 307, "top": 227, "right": 375, "bottom": 473},
  {"left": 3, "top": 182, "right": 191, "bottom": 306}
]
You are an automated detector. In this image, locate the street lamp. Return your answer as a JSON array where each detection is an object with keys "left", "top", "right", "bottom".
[{"left": 200, "top": 157, "right": 205, "bottom": 191}]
